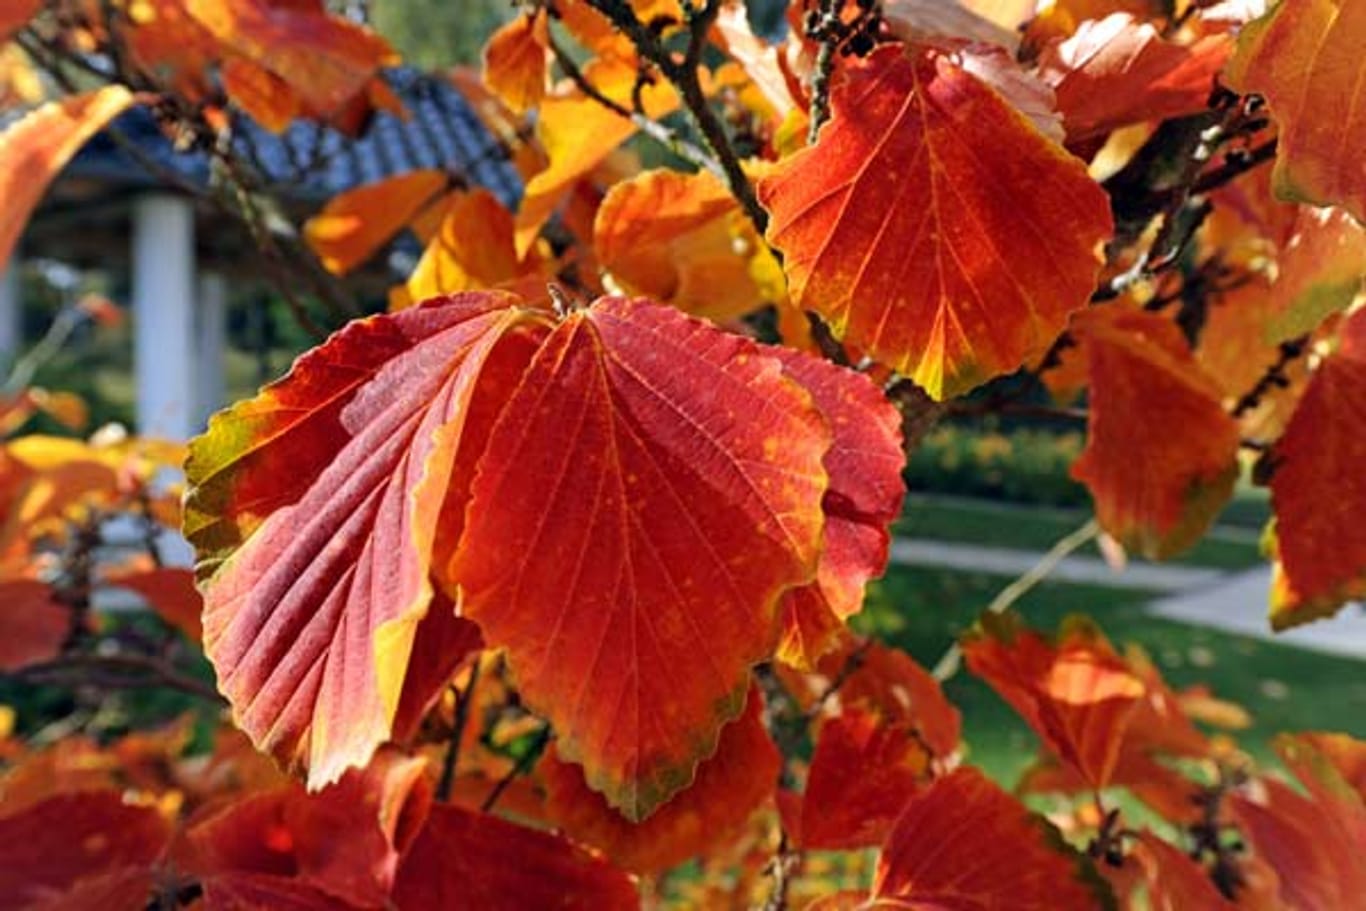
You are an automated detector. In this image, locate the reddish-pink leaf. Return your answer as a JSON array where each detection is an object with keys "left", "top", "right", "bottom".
[
  {"left": 541, "top": 684, "right": 779, "bottom": 873},
  {"left": 1070, "top": 307, "right": 1241, "bottom": 559},
  {"left": 871, "top": 767, "right": 1110, "bottom": 909},
  {"left": 449, "top": 297, "right": 830, "bottom": 820},
  {"left": 185, "top": 293, "right": 549, "bottom": 787},
  {"left": 0, "top": 86, "right": 136, "bottom": 271},
  {"left": 391, "top": 804, "right": 638, "bottom": 910},
  {"left": 1268, "top": 309, "right": 1366, "bottom": 627},
  {"left": 756, "top": 43, "right": 1111, "bottom": 399}
]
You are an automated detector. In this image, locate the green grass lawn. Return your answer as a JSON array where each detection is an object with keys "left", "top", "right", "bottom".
[
  {"left": 859, "top": 565, "right": 1366, "bottom": 785},
  {"left": 896, "top": 494, "right": 1266, "bottom": 570}
]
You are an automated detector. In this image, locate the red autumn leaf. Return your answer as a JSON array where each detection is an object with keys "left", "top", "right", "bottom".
[
  {"left": 1267, "top": 309, "right": 1366, "bottom": 626},
  {"left": 756, "top": 43, "right": 1111, "bottom": 400},
  {"left": 105, "top": 566, "right": 203, "bottom": 642},
  {"left": 1037, "top": 12, "right": 1231, "bottom": 142},
  {"left": 389, "top": 597, "right": 483, "bottom": 744},
  {"left": 183, "top": 750, "right": 432, "bottom": 908},
  {"left": 540, "top": 684, "right": 780, "bottom": 873},
  {"left": 0, "top": 1, "right": 40, "bottom": 44},
  {"left": 1070, "top": 307, "right": 1241, "bottom": 560},
  {"left": 1225, "top": 0, "right": 1366, "bottom": 222},
  {"left": 184, "top": 293, "right": 549, "bottom": 787},
  {"left": 770, "top": 351, "right": 905, "bottom": 669},
  {"left": 963, "top": 614, "right": 1145, "bottom": 789},
  {"left": 200, "top": 873, "right": 364, "bottom": 911},
  {"left": 784, "top": 638, "right": 962, "bottom": 759},
  {"left": 870, "top": 767, "right": 1111, "bottom": 910},
  {"left": 795, "top": 707, "right": 931, "bottom": 850},
  {"left": 0, "top": 791, "right": 170, "bottom": 909},
  {"left": 1230, "top": 734, "right": 1366, "bottom": 911},
  {"left": 391, "top": 804, "right": 638, "bottom": 910},
  {"left": 184, "top": 0, "right": 395, "bottom": 118},
  {"left": 449, "top": 297, "right": 830, "bottom": 820},
  {"left": 0, "top": 86, "right": 136, "bottom": 271},
  {"left": 481, "top": 10, "right": 549, "bottom": 116},
  {"left": 0, "top": 579, "right": 69, "bottom": 672},
  {"left": 303, "top": 170, "right": 450, "bottom": 275},
  {"left": 1119, "top": 831, "right": 1237, "bottom": 911}
]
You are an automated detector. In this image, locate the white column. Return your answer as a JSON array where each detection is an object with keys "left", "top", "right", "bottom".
[
  {"left": 195, "top": 271, "right": 227, "bottom": 424},
  {"left": 132, "top": 195, "right": 196, "bottom": 439},
  {"left": 0, "top": 262, "right": 20, "bottom": 366}
]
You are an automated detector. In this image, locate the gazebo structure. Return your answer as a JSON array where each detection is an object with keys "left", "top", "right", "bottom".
[{"left": 0, "top": 68, "right": 521, "bottom": 438}]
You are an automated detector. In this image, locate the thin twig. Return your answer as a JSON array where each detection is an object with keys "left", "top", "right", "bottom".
[
  {"left": 932, "top": 519, "right": 1100, "bottom": 681},
  {"left": 585, "top": 0, "right": 770, "bottom": 235},
  {"left": 481, "top": 723, "right": 551, "bottom": 812},
  {"left": 544, "top": 27, "right": 719, "bottom": 175},
  {"left": 437, "top": 660, "right": 482, "bottom": 802}
]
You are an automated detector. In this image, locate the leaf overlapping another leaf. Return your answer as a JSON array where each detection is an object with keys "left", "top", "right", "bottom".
[{"left": 186, "top": 292, "right": 904, "bottom": 822}]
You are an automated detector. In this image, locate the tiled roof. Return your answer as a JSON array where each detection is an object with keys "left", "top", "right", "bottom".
[{"left": 59, "top": 67, "right": 522, "bottom": 207}]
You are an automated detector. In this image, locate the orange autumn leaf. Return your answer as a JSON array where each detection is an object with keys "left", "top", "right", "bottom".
[
  {"left": 0, "top": 579, "right": 69, "bottom": 672},
  {"left": 1267, "top": 309, "right": 1366, "bottom": 627},
  {"left": 390, "top": 189, "right": 530, "bottom": 310},
  {"left": 105, "top": 565, "right": 203, "bottom": 642},
  {"left": 0, "top": 791, "right": 171, "bottom": 909},
  {"left": 514, "top": 57, "right": 679, "bottom": 256},
  {"left": 869, "top": 767, "right": 1112, "bottom": 910},
  {"left": 1225, "top": 0, "right": 1366, "bottom": 222},
  {"left": 185, "top": 293, "right": 550, "bottom": 788},
  {"left": 1263, "top": 207, "right": 1366, "bottom": 344},
  {"left": 1037, "top": 13, "right": 1231, "bottom": 143},
  {"left": 184, "top": 0, "right": 396, "bottom": 118},
  {"left": 757, "top": 44, "right": 1111, "bottom": 400},
  {"left": 1295, "top": 732, "right": 1366, "bottom": 802},
  {"left": 481, "top": 9, "right": 549, "bottom": 116},
  {"left": 391, "top": 804, "right": 638, "bottom": 911},
  {"left": 220, "top": 56, "right": 302, "bottom": 132},
  {"left": 540, "top": 685, "right": 780, "bottom": 874},
  {"left": 593, "top": 168, "right": 783, "bottom": 322},
  {"left": 769, "top": 351, "right": 905, "bottom": 670},
  {"left": 1120, "top": 830, "right": 1238, "bottom": 910},
  {"left": 794, "top": 707, "right": 931, "bottom": 851},
  {"left": 303, "top": 169, "right": 449, "bottom": 275},
  {"left": 1070, "top": 308, "right": 1241, "bottom": 559},
  {"left": 963, "top": 614, "right": 1145, "bottom": 789},
  {"left": 448, "top": 298, "right": 830, "bottom": 820},
  {"left": 0, "top": 85, "right": 136, "bottom": 272}
]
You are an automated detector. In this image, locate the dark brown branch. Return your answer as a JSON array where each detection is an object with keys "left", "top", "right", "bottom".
[
  {"left": 14, "top": 652, "right": 225, "bottom": 704},
  {"left": 585, "top": 0, "right": 769, "bottom": 236},
  {"left": 1231, "top": 335, "right": 1310, "bottom": 418}
]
